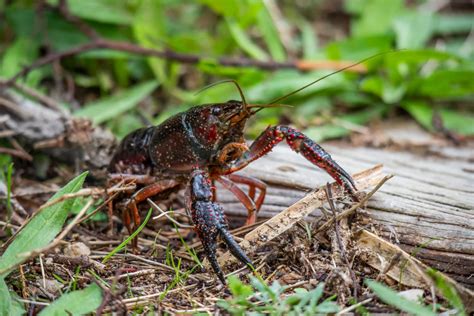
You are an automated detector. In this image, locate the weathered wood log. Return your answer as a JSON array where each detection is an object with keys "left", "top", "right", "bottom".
[{"left": 216, "top": 140, "right": 474, "bottom": 289}]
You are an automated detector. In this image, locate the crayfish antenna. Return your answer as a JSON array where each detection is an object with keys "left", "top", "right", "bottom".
[{"left": 219, "top": 227, "right": 254, "bottom": 269}]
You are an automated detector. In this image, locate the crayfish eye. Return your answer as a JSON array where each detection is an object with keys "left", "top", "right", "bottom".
[{"left": 211, "top": 107, "right": 222, "bottom": 115}]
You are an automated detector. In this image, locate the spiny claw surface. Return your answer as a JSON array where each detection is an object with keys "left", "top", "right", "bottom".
[{"left": 189, "top": 170, "right": 253, "bottom": 284}]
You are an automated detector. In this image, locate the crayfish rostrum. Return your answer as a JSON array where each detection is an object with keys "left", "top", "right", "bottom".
[{"left": 108, "top": 66, "right": 362, "bottom": 284}]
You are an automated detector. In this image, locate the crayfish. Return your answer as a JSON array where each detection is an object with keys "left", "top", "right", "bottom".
[{"left": 107, "top": 59, "right": 368, "bottom": 284}]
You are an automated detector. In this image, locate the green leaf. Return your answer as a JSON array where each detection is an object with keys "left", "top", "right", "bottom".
[
  {"left": 304, "top": 125, "right": 349, "bottom": 142},
  {"left": 361, "top": 76, "right": 406, "bottom": 103},
  {"left": 434, "top": 14, "right": 474, "bottom": 35},
  {"left": 226, "top": 18, "right": 269, "bottom": 61},
  {"left": 403, "top": 101, "right": 474, "bottom": 136},
  {"left": 366, "top": 280, "right": 436, "bottom": 316},
  {"left": 102, "top": 208, "right": 153, "bottom": 263},
  {"left": 38, "top": 283, "right": 102, "bottom": 316},
  {"left": 351, "top": 0, "right": 404, "bottom": 37},
  {"left": 384, "top": 49, "right": 463, "bottom": 64},
  {"left": 75, "top": 81, "right": 158, "bottom": 124},
  {"left": 326, "top": 35, "right": 393, "bottom": 61},
  {"left": 46, "top": 0, "right": 132, "bottom": 25},
  {"left": 0, "top": 37, "right": 42, "bottom": 86},
  {"left": 300, "top": 20, "right": 319, "bottom": 60},
  {"left": 198, "top": 0, "right": 241, "bottom": 19},
  {"left": 0, "top": 278, "right": 12, "bottom": 316},
  {"left": 228, "top": 275, "right": 253, "bottom": 299},
  {"left": 0, "top": 172, "right": 88, "bottom": 276},
  {"left": 426, "top": 269, "right": 465, "bottom": 315},
  {"left": 393, "top": 12, "right": 434, "bottom": 49},
  {"left": 257, "top": 5, "right": 286, "bottom": 61},
  {"left": 132, "top": 0, "right": 167, "bottom": 82},
  {"left": 417, "top": 70, "right": 474, "bottom": 99}
]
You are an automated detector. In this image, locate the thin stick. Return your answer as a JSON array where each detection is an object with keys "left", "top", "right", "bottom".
[
  {"left": 336, "top": 298, "right": 373, "bottom": 315},
  {"left": 314, "top": 175, "right": 393, "bottom": 234},
  {"left": 39, "top": 255, "right": 46, "bottom": 289},
  {"left": 147, "top": 199, "right": 194, "bottom": 229}
]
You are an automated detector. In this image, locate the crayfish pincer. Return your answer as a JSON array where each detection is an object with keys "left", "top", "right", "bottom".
[{"left": 106, "top": 58, "right": 370, "bottom": 284}]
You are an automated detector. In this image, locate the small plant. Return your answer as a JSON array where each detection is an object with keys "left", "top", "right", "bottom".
[
  {"left": 217, "top": 275, "right": 339, "bottom": 315},
  {"left": 366, "top": 277, "right": 466, "bottom": 316}
]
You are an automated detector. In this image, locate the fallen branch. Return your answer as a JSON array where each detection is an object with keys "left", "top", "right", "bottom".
[{"left": 0, "top": 39, "right": 367, "bottom": 89}]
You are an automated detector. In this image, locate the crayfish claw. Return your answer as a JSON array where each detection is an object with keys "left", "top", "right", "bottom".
[
  {"left": 201, "top": 234, "right": 226, "bottom": 284},
  {"left": 189, "top": 170, "right": 254, "bottom": 284},
  {"left": 220, "top": 228, "right": 253, "bottom": 269}
]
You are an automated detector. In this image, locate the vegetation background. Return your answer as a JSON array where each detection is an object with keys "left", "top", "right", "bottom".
[
  {"left": 1, "top": 0, "right": 473, "bottom": 143},
  {"left": 0, "top": 0, "right": 473, "bottom": 314}
]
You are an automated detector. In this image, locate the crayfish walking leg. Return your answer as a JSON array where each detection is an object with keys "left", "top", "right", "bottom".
[{"left": 189, "top": 170, "right": 254, "bottom": 284}]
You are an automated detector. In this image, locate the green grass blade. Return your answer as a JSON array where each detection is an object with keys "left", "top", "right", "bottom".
[
  {"left": 427, "top": 269, "right": 466, "bottom": 315},
  {"left": 38, "top": 283, "right": 102, "bottom": 316},
  {"left": 257, "top": 6, "right": 286, "bottom": 61},
  {"left": 75, "top": 81, "right": 159, "bottom": 124},
  {"left": 102, "top": 208, "right": 153, "bottom": 263},
  {"left": 0, "top": 172, "right": 88, "bottom": 277},
  {"left": 366, "top": 279, "right": 436, "bottom": 316},
  {"left": 0, "top": 278, "right": 12, "bottom": 315},
  {"left": 226, "top": 19, "right": 268, "bottom": 61}
]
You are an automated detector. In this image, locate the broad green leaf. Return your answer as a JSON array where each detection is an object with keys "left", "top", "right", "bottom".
[
  {"left": 393, "top": 12, "right": 434, "bottom": 49},
  {"left": 344, "top": 0, "right": 370, "bottom": 14},
  {"left": 351, "top": 0, "right": 404, "bottom": 37},
  {"left": 0, "top": 37, "right": 42, "bottom": 86},
  {"left": 361, "top": 76, "right": 406, "bottom": 103},
  {"left": 0, "top": 278, "right": 12, "bottom": 316},
  {"left": 75, "top": 81, "right": 158, "bottom": 124},
  {"left": 38, "top": 283, "right": 102, "bottom": 316},
  {"left": 315, "top": 300, "right": 340, "bottom": 313},
  {"left": 304, "top": 125, "right": 349, "bottom": 142},
  {"left": 228, "top": 275, "right": 253, "bottom": 299},
  {"left": 9, "top": 292, "right": 26, "bottom": 316},
  {"left": 366, "top": 280, "right": 436, "bottom": 316},
  {"left": 198, "top": 0, "right": 241, "bottom": 19},
  {"left": 0, "top": 172, "right": 88, "bottom": 276},
  {"left": 257, "top": 5, "right": 286, "bottom": 61},
  {"left": 133, "top": 0, "right": 167, "bottom": 83},
  {"left": 403, "top": 101, "right": 474, "bottom": 135},
  {"left": 417, "top": 70, "right": 474, "bottom": 99},
  {"left": 402, "top": 101, "right": 433, "bottom": 131},
  {"left": 434, "top": 14, "right": 474, "bottom": 35},
  {"left": 299, "top": 20, "right": 319, "bottom": 60},
  {"left": 246, "top": 70, "right": 352, "bottom": 103},
  {"left": 4, "top": 7, "right": 35, "bottom": 37},
  {"left": 304, "top": 105, "right": 386, "bottom": 142},
  {"left": 226, "top": 18, "right": 269, "bottom": 61},
  {"left": 384, "top": 49, "right": 463, "bottom": 65},
  {"left": 46, "top": 0, "right": 132, "bottom": 25},
  {"left": 326, "top": 35, "right": 392, "bottom": 61}
]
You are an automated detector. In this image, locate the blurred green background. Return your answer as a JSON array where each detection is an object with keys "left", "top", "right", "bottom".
[{"left": 1, "top": 0, "right": 473, "bottom": 141}]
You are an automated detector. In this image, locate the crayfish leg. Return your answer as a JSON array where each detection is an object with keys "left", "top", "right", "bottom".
[
  {"left": 189, "top": 170, "right": 254, "bottom": 284},
  {"left": 226, "top": 174, "right": 267, "bottom": 225}
]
